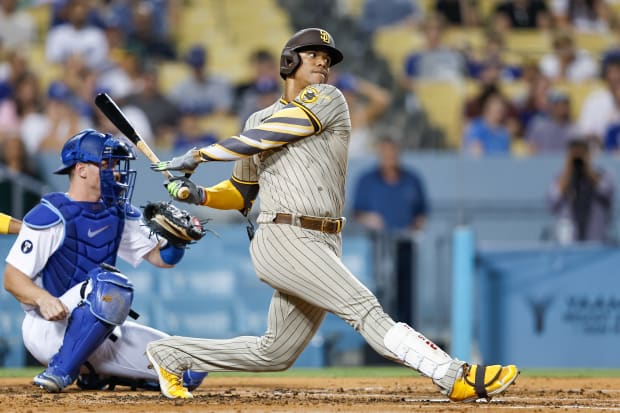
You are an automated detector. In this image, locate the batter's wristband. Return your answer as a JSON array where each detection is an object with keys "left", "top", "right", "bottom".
[{"left": 0, "top": 213, "right": 11, "bottom": 234}]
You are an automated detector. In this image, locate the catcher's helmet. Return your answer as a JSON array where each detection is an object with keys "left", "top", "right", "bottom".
[
  {"left": 280, "top": 28, "right": 343, "bottom": 80},
  {"left": 54, "top": 129, "right": 137, "bottom": 207}
]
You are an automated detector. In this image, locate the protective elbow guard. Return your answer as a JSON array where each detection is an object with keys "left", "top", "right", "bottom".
[{"left": 159, "top": 243, "right": 185, "bottom": 265}]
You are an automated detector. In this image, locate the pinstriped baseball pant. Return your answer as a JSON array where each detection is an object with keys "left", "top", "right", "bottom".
[{"left": 148, "top": 223, "right": 398, "bottom": 374}]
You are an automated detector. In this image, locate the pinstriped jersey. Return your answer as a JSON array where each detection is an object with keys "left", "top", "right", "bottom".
[{"left": 199, "top": 83, "right": 351, "bottom": 218}]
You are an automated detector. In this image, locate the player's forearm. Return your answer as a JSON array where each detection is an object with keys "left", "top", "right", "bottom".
[
  {"left": 4, "top": 263, "right": 53, "bottom": 307},
  {"left": 8, "top": 217, "right": 22, "bottom": 234},
  {"left": 203, "top": 178, "right": 257, "bottom": 213}
]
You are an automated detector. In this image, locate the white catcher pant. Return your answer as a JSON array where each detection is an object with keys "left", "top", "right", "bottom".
[{"left": 22, "top": 281, "right": 166, "bottom": 380}]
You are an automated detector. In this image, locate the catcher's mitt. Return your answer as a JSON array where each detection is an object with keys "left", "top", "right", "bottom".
[{"left": 142, "top": 201, "right": 207, "bottom": 248}]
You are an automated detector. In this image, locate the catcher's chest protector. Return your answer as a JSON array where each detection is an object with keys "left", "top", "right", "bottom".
[{"left": 33, "top": 193, "right": 125, "bottom": 297}]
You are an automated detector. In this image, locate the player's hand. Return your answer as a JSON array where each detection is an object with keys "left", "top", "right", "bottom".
[
  {"left": 151, "top": 148, "right": 202, "bottom": 175},
  {"left": 37, "top": 294, "right": 69, "bottom": 321},
  {"left": 165, "top": 176, "right": 205, "bottom": 205}
]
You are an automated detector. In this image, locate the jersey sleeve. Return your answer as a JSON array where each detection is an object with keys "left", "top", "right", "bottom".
[
  {"left": 117, "top": 218, "right": 159, "bottom": 268},
  {"left": 196, "top": 84, "right": 348, "bottom": 162},
  {"left": 290, "top": 83, "right": 349, "bottom": 133},
  {"left": 5, "top": 223, "right": 64, "bottom": 279}
]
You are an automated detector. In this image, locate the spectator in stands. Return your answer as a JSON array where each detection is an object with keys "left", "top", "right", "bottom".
[
  {"left": 45, "top": 0, "right": 109, "bottom": 70},
  {"left": 96, "top": 16, "right": 136, "bottom": 100},
  {"left": 360, "top": 0, "right": 422, "bottom": 33},
  {"left": 526, "top": 90, "right": 577, "bottom": 153},
  {"left": 464, "top": 61, "right": 519, "bottom": 121},
  {"left": 401, "top": 13, "right": 467, "bottom": 112},
  {"left": 353, "top": 137, "right": 428, "bottom": 232},
  {"left": 125, "top": 1, "right": 176, "bottom": 61},
  {"left": 434, "top": 0, "right": 481, "bottom": 27},
  {"left": 547, "top": 137, "right": 614, "bottom": 244},
  {"left": 513, "top": 59, "right": 553, "bottom": 132},
  {"left": 331, "top": 71, "right": 391, "bottom": 158},
  {"left": 124, "top": 62, "right": 179, "bottom": 146},
  {"left": 0, "top": 135, "right": 42, "bottom": 216},
  {"left": 601, "top": 83, "right": 620, "bottom": 152},
  {"left": 168, "top": 44, "right": 234, "bottom": 116},
  {"left": 493, "top": 0, "right": 551, "bottom": 29},
  {"left": 577, "top": 52, "right": 620, "bottom": 147},
  {"left": 0, "top": 0, "right": 37, "bottom": 51},
  {"left": 467, "top": 30, "right": 522, "bottom": 82},
  {"left": 171, "top": 104, "right": 218, "bottom": 152},
  {"left": 464, "top": 58, "right": 521, "bottom": 140},
  {"left": 14, "top": 72, "right": 45, "bottom": 157},
  {"left": 539, "top": 29, "right": 597, "bottom": 83},
  {"left": 550, "top": 0, "right": 614, "bottom": 33},
  {"left": 22, "top": 81, "right": 91, "bottom": 154},
  {"left": 0, "top": 81, "right": 19, "bottom": 142},
  {"left": 235, "top": 49, "right": 281, "bottom": 124},
  {"left": 0, "top": 49, "right": 31, "bottom": 89},
  {"left": 462, "top": 92, "right": 512, "bottom": 156}
]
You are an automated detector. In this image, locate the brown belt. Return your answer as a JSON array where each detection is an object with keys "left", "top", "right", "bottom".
[{"left": 273, "top": 213, "right": 345, "bottom": 234}]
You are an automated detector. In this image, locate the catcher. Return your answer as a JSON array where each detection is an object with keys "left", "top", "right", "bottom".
[{"left": 3, "top": 129, "right": 207, "bottom": 393}]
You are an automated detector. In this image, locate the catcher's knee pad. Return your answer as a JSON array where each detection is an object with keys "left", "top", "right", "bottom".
[{"left": 84, "top": 264, "right": 134, "bottom": 326}]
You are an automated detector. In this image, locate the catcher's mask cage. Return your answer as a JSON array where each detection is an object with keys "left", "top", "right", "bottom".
[
  {"left": 279, "top": 28, "right": 343, "bottom": 80},
  {"left": 54, "top": 129, "right": 137, "bottom": 207}
]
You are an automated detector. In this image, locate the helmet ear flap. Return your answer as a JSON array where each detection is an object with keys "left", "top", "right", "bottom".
[{"left": 280, "top": 47, "right": 301, "bottom": 79}]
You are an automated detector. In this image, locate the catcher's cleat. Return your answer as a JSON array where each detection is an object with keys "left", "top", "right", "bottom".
[
  {"left": 146, "top": 349, "right": 193, "bottom": 399},
  {"left": 447, "top": 364, "right": 519, "bottom": 402},
  {"left": 33, "top": 370, "right": 74, "bottom": 393}
]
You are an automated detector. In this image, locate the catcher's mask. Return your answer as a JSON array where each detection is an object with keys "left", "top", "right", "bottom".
[
  {"left": 280, "top": 28, "right": 343, "bottom": 80},
  {"left": 54, "top": 129, "right": 137, "bottom": 207}
]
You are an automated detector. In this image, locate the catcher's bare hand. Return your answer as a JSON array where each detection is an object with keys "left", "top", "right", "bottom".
[
  {"left": 165, "top": 176, "right": 205, "bottom": 205},
  {"left": 151, "top": 148, "right": 202, "bottom": 175},
  {"left": 36, "top": 294, "right": 69, "bottom": 321}
]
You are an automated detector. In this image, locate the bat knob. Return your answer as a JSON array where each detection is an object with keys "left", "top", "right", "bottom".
[{"left": 178, "top": 187, "right": 190, "bottom": 200}]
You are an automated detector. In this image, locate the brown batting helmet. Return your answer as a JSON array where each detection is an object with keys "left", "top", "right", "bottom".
[{"left": 279, "top": 28, "right": 343, "bottom": 79}]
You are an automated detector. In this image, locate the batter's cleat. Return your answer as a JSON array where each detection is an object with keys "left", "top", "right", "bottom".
[
  {"left": 183, "top": 370, "right": 208, "bottom": 391},
  {"left": 146, "top": 349, "right": 193, "bottom": 399},
  {"left": 447, "top": 364, "right": 519, "bottom": 402},
  {"left": 33, "top": 370, "right": 74, "bottom": 393}
]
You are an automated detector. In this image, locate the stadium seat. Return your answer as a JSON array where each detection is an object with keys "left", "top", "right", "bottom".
[
  {"left": 554, "top": 80, "right": 605, "bottom": 120},
  {"left": 157, "top": 61, "right": 188, "bottom": 94},
  {"left": 414, "top": 80, "right": 467, "bottom": 149},
  {"left": 373, "top": 26, "right": 424, "bottom": 79},
  {"left": 26, "top": 44, "right": 63, "bottom": 92},
  {"left": 574, "top": 32, "right": 614, "bottom": 56},
  {"left": 505, "top": 30, "right": 552, "bottom": 59}
]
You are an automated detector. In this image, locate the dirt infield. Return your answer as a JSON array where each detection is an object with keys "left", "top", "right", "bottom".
[{"left": 1, "top": 376, "right": 619, "bottom": 412}]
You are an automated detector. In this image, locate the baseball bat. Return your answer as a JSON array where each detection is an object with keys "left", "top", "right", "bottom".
[{"left": 94, "top": 92, "right": 189, "bottom": 200}]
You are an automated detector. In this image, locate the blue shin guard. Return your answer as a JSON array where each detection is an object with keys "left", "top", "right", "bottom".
[
  {"left": 35, "top": 303, "right": 114, "bottom": 392},
  {"left": 35, "top": 265, "right": 134, "bottom": 393}
]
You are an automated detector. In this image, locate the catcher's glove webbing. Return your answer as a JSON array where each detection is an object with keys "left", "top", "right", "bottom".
[{"left": 142, "top": 201, "right": 207, "bottom": 248}]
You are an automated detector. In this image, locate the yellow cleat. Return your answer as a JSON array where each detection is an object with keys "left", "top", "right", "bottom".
[
  {"left": 146, "top": 349, "right": 193, "bottom": 399},
  {"left": 448, "top": 364, "right": 519, "bottom": 402}
]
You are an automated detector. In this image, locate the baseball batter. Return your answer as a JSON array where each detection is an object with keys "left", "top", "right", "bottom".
[
  {"left": 148, "top": 28, "right": 519, "bottom": 401},
  {"left": 3, "top": 129, "right": 206, "bottom": 393},
  {"left": 0, "top": 212, "right": 22, "bottom": 235}
]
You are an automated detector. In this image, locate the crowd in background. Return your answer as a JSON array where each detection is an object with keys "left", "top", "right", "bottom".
[{"left": 1, "top": 0, "right": 620, "bottom": 234}]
